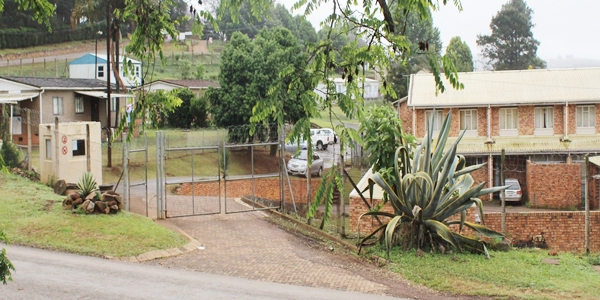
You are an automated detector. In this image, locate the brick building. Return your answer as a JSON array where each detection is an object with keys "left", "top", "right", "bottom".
[{"left": 395, "top": 68, "right": 600, "bottom": 209}]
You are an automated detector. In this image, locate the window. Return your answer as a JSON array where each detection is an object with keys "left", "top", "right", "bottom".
[
  {"left": 576, "top": 105, "right": 596, "bottom": 134},
  {"left": 465, "top": 157, "right": 484, "bottom": 166},
  {"left": 425, "top": 110, "right": 443, "bottom": 133},
  {"left": 45, "top": 139, "right": 52, "bottom": 159},
  {"left": 72, "top": 139, "right": 86, "bottom": 156},
  {"left": 53, "top": 97, "right": 63, "bottom": 115},
  {"left": 135, "top": 65, "right": 140, "bottom": 77},
  {"left": 460, "top": 109, "right": 478, "bottom": 136},
  {"left": 534, "top": 107, "right": 553, "bottom": 135},
  {"left": 110, "top": 97, "right": 118, "bottom": 112},
  {"left": 97, "top": 66, "right": 104, "bottom": 78},
  {"left": 499, "top": 107, "right": 518, "bottom": 136},
  {"left": 75, "top": 96, "right": 84, "bottom": 114}
]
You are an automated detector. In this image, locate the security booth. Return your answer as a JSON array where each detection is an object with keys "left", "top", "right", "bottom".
[{"left": 39, "top": 121, "right": 103, "bottom": 185}]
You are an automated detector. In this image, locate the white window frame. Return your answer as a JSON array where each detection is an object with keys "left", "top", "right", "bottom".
[
  {"left": 97, "top": 65, "right": 104, "bottom": 78},
  {"left": 53, "top": 97, "right": 63, "bottom": 115},
  {"left": 135, "top": 65, "right": 140, "bottom": 78},
  {"left": 425, "top": 110, "right": 444, "bottom": 135},
  {"left": 45, "top": 139, "right": 52, "bottom": 160},
  {"left": 459, "top": 109, "right": 478, "bottom": 137},
  {"left": 499, "top": 107, "right": 518, "bottom": 136},
  {"left": 75, "top": 96, "right": 84, "bottom": 114},
  {"left": 534, "top": 107, "right": 553, "bottom": 135},
  {"left": 576, "top": 105, "right": 596, "bottom": 134},
  {"left": 110, "top": 97, "right": 118, "bottom": 112}
]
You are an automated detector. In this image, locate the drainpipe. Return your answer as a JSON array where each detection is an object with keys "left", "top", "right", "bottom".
[
  {"left": 563, "top": 102, "right": 569, "bottom": 140},
  {"left": 412, "top": 108, "right": 417, "bottom": 136},
  {"left": 39, "top": 89, "right": 45, "bottom": 124},
  {"left": 487, "top": 105, "right": 492, "bottom": 141}
]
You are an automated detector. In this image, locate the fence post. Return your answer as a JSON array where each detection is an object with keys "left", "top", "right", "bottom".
[
  {"left": 123, "top": 141, "right": 129, "bottom": 212},
  {"left": 501, "top": 148, "right": 506, "bottom": 235},
  {"left": 584, "top": 155, "right": 590, "bottom": 254},
  {"left": 25, "top": 109, "right": 32, "bottom": 171},
  {"left": 279, "top": 124, "right": 285, "bottom": 213}
]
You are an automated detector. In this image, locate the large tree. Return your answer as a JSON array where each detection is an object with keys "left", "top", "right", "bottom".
[
  {"left": 476, "top": 0, "right": 546, "bottom": 70},
  {"left": 385, "top": 8, "right": 443, "bottom": 101},
  {"left": 446, "top": 36, "right": 474, "bottom": 72}
]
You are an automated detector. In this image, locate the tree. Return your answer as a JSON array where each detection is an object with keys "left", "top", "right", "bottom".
[
  {"left": 476, "top": 0, "right": 546, "bottom": 70},
  {"left": 446, "top": 36, "right": 474, "bottom": 72},
  {"left": 0, "top": 230, "right": 15, "bottom": 285},
  {"left": 165, "top": 88, "right": 209, "bottom": 129},
  {"left": 385, "top": 8, "right": 443, "bottom": 101}
]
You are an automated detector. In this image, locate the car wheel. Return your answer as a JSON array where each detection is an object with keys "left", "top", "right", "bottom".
[
  {"left": 317, "top": 167, "right": 323, "bottom": 177},
  {"left": 316, "top": 141, "right": 323, "bottom": 150},
  {"left": 323, "top": 144, "right": 328, "bottom": 150},
  {"left": 334, "top": 136, "right": 337, "bottom": 144}
]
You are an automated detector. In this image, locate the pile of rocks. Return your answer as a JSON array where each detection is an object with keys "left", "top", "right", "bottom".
[{"left": 62, "top": 191, "right": 122, "bottom": 214}]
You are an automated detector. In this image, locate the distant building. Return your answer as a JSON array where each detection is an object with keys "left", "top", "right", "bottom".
[
  {"left": 314, "top": 78, "right": 381, "bottom": 102},
  {"left": 69, "top": 54, "right": 142, "bottom": 88}
]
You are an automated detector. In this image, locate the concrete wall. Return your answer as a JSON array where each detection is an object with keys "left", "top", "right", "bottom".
[
  {"left": 526, "top": 161, "right": 581, "bottom": 209},
  {"left": 39, "top": 121, "right": 103, "bottom": 185}
]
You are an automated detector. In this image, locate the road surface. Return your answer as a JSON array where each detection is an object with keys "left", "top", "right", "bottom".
[{"left": 1, "top": 245, "right": 405, "bottom": 300}]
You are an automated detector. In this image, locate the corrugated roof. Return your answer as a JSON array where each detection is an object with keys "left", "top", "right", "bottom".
[
  {"left": 407, "top": 68, "right": 600, "bottom": 107},
  {"left": 69, "top": 54, "right": 141, "bottom": 65},
  {"left": 160, "top": 79, "right": 220, "bottom": 89},
  {"left": 427, "top": 135, "right": 600, "bottom": 155},
  {"left": 349, "top": 167, "right": 385, "bottom": 200},
  {"left": 4, "top": 76, "right": 108, "bottom": 89},
  {"left": 589, "top": 156, "right": 600, "bottom": 167}
]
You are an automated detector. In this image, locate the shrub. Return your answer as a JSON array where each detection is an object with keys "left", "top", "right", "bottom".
[{"left": 0, "top": 141, "right": 21, "bottom": 168}]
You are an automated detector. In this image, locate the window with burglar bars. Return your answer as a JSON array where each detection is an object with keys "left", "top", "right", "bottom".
[
  {"left": 576, "top": 105, "right": 596, "bottom": 134},
  {"left": 460, "top": 109, "right": 478, "bottom": 136},
  {"left": 425, "top": 110, "right": 443, "bottom": 133},
  {"left": 53, "top": 97, "right": 63, "bottom": 115},
  {"left": 534, "top": 107, "right": 553, "bottom": 135},
  {"left": 499, "top": 107, "right": 518, "bottom": 136}
]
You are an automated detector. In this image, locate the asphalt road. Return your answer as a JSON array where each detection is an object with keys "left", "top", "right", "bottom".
[{"left": 2, "top": 245, "right": 404, "bottom": 300}]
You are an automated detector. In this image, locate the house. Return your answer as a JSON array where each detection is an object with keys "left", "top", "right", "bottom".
[
  {"left": 0, "top": 76, "right": 132, "bottom": 145},
  {"left": 69, "top": 54, "right": 143, "bottom": 88},
  {"left": 135, "top": 79, "right": 219, "bottom": 97},
  {"left": 395, "top": 68, "right": 600, "bottom": 209},
  {"left": 314, "top": 78, "right": 382, "bottom": 102}
]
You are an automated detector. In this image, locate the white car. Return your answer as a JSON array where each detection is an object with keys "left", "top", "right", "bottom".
[
  {"left": 287, "top": 150, "right": 323, "bottom": 177},
  {"left": 318, "top": 128, "right": 338, "bottom": 144},
  {"left": 310, "top": 128, "right": 333, "bottom": 150},
  {"left": 503, "top": 178, "right": 523, "bottom": 203}
]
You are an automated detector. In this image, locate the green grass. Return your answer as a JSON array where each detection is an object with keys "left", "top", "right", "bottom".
[
  {"left": 0, "top": 172, "right": 187, "bottom": 257},
  {"left": 366, "top": 247, "right": 600, "bottom": 300}
]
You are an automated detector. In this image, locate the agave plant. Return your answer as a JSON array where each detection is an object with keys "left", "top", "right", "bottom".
[
  {"left": 77, "top": 172, "right": 98, "bottom": 198},
  {"left": 359, "top": 110, "right": 507, "bottom": 258}
]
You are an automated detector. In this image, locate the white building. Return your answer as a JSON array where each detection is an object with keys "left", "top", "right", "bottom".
[
  {"left": 315, "top": 77, "right": 382, "bottom": 101},
  {"left": 69, "top": 54, "right": 142, "bottom": 88}
]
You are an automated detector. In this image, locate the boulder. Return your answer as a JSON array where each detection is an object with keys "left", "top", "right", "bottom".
[
  {"left": 81, "top": 200, "right": 91, "bottom": 212},
  {"left": 95, "top": 201, "right": 107, "bottom": 214},
  {"left": 72, "top": 198, "right": 83, "bottom": 207},
  {"left": 85, "top": 192, "right": 96, "bottom": 201},
  {"left": 53, "top": 180, "right": 67, "bottom": 195},
  {"left": 102, "top": 193, "right": 122, "bottom": 209},
  {"left": 85, "top": 201, "right": 95, "bottom": 214}
]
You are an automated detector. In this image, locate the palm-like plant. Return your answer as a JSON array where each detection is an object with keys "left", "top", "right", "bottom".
[
  {"left": 359, "top": 111, "right": 506, "bottom": 258},
  {"left": 77, "top": 172, "right": 98, "bottom": 198}
]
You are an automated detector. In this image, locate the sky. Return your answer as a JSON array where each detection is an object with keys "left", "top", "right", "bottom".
[{"left": 279, "top": 0, "right": 600, "bottom": 68}]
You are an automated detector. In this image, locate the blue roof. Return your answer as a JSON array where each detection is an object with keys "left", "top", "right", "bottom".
[{"left": 69, "top": 54, "right": 107, "bottom": 65}]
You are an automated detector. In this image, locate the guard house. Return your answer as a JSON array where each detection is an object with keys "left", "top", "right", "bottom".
[{"left": 39, "top": 121, "right": 103, "bottom": 185}]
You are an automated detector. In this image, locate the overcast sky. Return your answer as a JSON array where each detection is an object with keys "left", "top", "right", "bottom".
[{"left": 280, "top": 0, "right": 600, "bottom": 67}]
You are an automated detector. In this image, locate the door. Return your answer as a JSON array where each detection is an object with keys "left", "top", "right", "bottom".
[{"left": 91, "top": 98, "right": 100, "bottom": 122}]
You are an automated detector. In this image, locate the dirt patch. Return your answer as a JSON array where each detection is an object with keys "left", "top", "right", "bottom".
[{"left": 41, "top": 200, "right": 55, "bottom": 212}]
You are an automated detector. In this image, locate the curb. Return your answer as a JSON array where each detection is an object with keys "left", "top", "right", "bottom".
[{"left": 105, "top": 219, "right": 203, "bottom": 263}]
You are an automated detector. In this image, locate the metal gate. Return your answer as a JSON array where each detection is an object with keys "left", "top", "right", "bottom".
[{"left": 123, "top": 125, "right": 285, "bottom": 219}]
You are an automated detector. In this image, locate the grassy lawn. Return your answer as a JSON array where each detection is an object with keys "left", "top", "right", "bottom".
[
  {"left": 363, "top": 247, "right": 600, "bottom": 300},
  {"left": 0, "top": 172, "right": 187, "bottom": 257}
]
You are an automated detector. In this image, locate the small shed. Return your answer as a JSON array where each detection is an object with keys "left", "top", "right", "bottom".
[{"left": 39, "top": 121, "right": 102, "bottom": 185}]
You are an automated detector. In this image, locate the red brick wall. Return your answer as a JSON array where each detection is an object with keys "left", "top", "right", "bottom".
[
  {"left": 526, "top": 161, "right": 581, "bottom": 209},
  {"left": 491, "top": 107, "right": 500, "bottom": 136},
  {"left": 350, "top": 198, "right": 600, "bottom": 252},
  {"left": 470, "top": 157, "right": 491, "bottom": 201},
  {"left": 518, "top": 105, "right": 534, "bottom": 135},
  {"left": 398, "top": 101, "right": 413, "bottom": 135},
  {"left": 416, "top": 109, "right": 425, "bottom": 138},
  {"left": 568, "top": 105, "right": 577, "bottom": 135},
  {"left": 589, "top": 164, "right": 600, "bottom": 210},
  {"left": 484, "top": 212, "right": 600, "bottom": 252},
  {"left": 477, "top": 107, "right": 487, "bottom": 137},
  {"left": 553, "top": 105, "right": 564, "bottom": 136}
]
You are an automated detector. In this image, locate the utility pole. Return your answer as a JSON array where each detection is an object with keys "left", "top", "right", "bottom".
[{"left": 106, "top": 0, "right": 112, "bottom": 167}]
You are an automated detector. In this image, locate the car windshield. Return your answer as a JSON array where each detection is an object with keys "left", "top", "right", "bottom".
[{"left": 293, "top": 152, "right": 308, "bottom": 160}]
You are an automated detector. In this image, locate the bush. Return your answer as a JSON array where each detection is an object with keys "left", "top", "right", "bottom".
[{"left": 0, "top": 141, "right": 21, "bottom": 168}]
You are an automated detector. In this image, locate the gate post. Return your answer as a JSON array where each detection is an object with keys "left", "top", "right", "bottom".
[
  {"left": 123, "top": 141, "right": 129, "bottom": 211},
  {"left": 156, "top": 131, "right": 165, "bottom": 219},
  {"left": 279, "top": 124, "right": 285, "bottom": 213}
]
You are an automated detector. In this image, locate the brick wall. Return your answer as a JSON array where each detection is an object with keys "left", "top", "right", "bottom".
[
  {"left": 589, "top": 164, "right": 600, "bottom": 210},
  {"left": 416, "top": 109, "right": 425, "bottom": 138},
  {"left": 484, "top": 212, "right": 600, "bottom": 252},
  {"left": 568, "top": 104, "right": 577, "bottom": 135},
  {"left": 477, "top": 107, "right": 487, "bottom": 137},
  {"left": 350, "top": 198, "right": 600, "bottom": 252},
  {"left": 470, "top": 157, "right": 491, "bottom": 201},
  {"left": 553, "top": 105, "right": 564, "bottom": 136},
  {"left": 491, "top": 107, "right": 500, "bottom": 136},
  {"left": 518, "top": 105, "right": 534, "bottom": 135},
  {"left": 398, "top": 101, "right": 413, "bottom": 135},
  {"left": 526, "top": 161, "right": 581, "bottom": 209}
]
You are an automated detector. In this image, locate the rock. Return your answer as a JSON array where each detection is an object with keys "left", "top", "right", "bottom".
[
  {"left": 72, "top": 198, "right": 83, "bottom": 207},
  {"left": 85, "top": 192, "right": 96, "bottom": 201},
  {"left": 69, "top": 193, "right": 80, "bottom": 200},
  {"left": 53, "top": 180, "right": 67, "bottom": 195},
  {"left": 548, "top": 250, "right": 558, "bottom": 256},
  {"left": 102, "top": 192, "right": 122, "bottom": 209},
  {"left": 85, "top": 201, "right": 95, "bottom": 214},
  {"left": 106, "top": 200, "right": 117, "bottom": 207},
  {"left": 95, "top": 201, "right": 107, "bottom": 213},
  {"left": 63, "top": 197, "right": 73, "bottom": 206},
  {"left": 81, "top": 200, "right": 90, "bottom": 212}
]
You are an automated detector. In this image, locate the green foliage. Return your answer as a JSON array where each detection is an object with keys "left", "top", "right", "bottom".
[
  {"left": 194, "top": 64, "right": 206, "bottom": 80},
  {"left": 165, "top": 88, "right": 204, "bottom": 129},
  {"left": 360, "top": 105, "right": 415, "bottom": 184},
  {"left": 124, "top": 90, "right": 182, "bottom": 132},
  {"left": 360, "top": 111, "right": 507, "bottom": 258},
  {"left": 178, "top": 59, "right": 193, "bottom": 79},
  {"left": 190, "top": 93, "right": 210, "bottom": 128},
  {"left": 445, "top": 36, "right": 474, "bottom": 72},
  {"left": 77, "top": 172, "right": 98, "bottom": 198},
  {"left": 0, "top": 140, "right": 21, "bottom": 168},
  {"left": 0, "top": 230, "right": 15, "bottom": 285},
  {"left": 306, "top": 164, "right": 344, "bottom": 229},
  {"left": 476, "top": 0, "right": 546, "bottom": 70}
]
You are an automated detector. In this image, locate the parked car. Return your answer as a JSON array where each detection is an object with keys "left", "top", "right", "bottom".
[
  {"left": 318, "top": 128, "right": 338, "bottom": 144},
  {"left": 284, "top": 136, "right": 309, "bottom": 152},
  {"left": 310, "top": 128, "right": 333, "bottom": 150},
  {"left": 287, "top": 150, "right": 323, "bottom": 177},
  {"left": 503, "top": 178, "right": 523, "bottom": 203}
]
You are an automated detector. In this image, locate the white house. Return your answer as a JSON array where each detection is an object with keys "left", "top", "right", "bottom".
[
  {"left": 69, "top": 54, "right": 142, "bottom": 88},
  {"left": 315, "top": 77, "right": 382, "bottom": 101}
]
